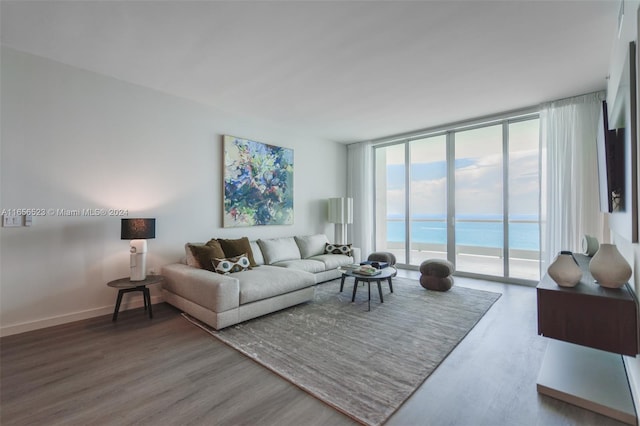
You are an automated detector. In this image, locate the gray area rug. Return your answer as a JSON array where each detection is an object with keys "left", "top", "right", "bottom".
[{"left": 183, "top": 277, "right": 501, "bottom": 426}]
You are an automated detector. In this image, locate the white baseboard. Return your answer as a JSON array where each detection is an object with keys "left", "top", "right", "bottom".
[{"left": 0, "top": 295, "right": 164, "bottom": 337}]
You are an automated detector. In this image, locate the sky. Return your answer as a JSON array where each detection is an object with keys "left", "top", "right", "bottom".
[{"left": 379, "top": 118, "right": 539, "bottom": 219}]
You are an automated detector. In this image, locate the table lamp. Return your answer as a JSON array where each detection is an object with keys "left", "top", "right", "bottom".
[
  {"left": 121, "top": 218, "right": 156, "bottom": 281},
  {"left": 328, "top": 197, "right": 353, "bottom": 245}
]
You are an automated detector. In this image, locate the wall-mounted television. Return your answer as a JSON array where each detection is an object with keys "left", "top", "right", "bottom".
[{"left": 597, "top": 100, "right": 625, "bottom": 213}]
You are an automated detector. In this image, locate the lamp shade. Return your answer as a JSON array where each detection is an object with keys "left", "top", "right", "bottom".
[
  {"left": 121, "top": 218, "right": 156, "bottom": 240},
  {"left": 328, "top": 198, "right": 353, "bottom": 224}
]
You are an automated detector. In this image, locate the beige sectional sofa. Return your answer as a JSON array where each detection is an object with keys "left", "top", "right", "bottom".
[{"left": 161, "top": 234, "right": 360, "bottom": 330}]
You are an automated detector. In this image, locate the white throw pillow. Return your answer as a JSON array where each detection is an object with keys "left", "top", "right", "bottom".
[
  {"left": 258, "top": 237, "right": 302, "bottom": 264},
  {"left": 294, "top": 234, "right": 329, "bottom": 259},
  {"left": 249, "top": 240, "right": 265, "bottom": 265}
]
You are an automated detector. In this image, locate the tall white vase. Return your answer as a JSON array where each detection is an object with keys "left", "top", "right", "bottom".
[
  {"left": 547, "top": 251, "right": 582, "bottom": 287},
  {"left": 589, "top": 244, "right": 632, "bottom": 289}
]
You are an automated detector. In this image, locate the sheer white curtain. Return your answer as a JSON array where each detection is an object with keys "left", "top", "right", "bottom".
[
  {"left": 347, "top": 141, "right": 374, "bottom": 258},
  {"left": 540, "top": 91, "right": 607, "bottom": 273}
]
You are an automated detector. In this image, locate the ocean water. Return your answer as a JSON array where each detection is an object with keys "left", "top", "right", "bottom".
[{"left": 387, "top": 220, "right": 539, "bottom": 251}]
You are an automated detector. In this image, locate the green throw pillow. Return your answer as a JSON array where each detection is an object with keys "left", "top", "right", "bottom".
[
  {"left": 188, "top": 242, "right": 226, "bottom": 272},
  {"left": 218, "top": 237, "right": 257, "bottom": 267}
]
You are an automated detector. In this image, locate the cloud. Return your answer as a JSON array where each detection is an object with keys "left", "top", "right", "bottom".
[{"left": 381, "top": 149, "right": 539, "bottom": 217}]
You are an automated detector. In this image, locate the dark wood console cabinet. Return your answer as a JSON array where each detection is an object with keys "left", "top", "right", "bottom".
[
  {"left": 536, "top": 253, "right": 639, "bottom": 424},
  {"left": 537, "top": 254, "right": 639, "bottom": 356}
]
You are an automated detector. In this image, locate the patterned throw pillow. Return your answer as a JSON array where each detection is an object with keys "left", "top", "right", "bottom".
[
  {"left": 325, "top": 243, "right": 353, "bottom": 256},
  {"left": 217, "top": 237, "right": 257, "bottom": 267},
  {"left": 212, "top": 253, "right": 251, "bottom": 274}
]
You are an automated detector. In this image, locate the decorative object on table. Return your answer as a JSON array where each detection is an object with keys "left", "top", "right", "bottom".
[
  {"left": 419, "top": 258, "right": 454, "bottom": 291},
  {"left": 581, "top": 235, "right": 600, "bottom": 256},
  {"left": 121, "top": 218, "right": 156, "bottom": 281},
  {"left": 328, "top": 197, "right": 353, "bottom": 245},
  {"left": 360, "top": 260, "right": 389, "bottom": 270},
  {"left": 547, "top": 251, "right": 582, "bottom": 288},
  {"left": 589, "top": 243, "right": 632, "bottom": 288},
  {"left": 354, "top": 264, "right": 380, "bottom": 276},
  {"left": 341, "top": 263, "right": 362, "bottom": 272},
  {"left": 223, "top": 135, "right": 293, "bottom": 227}
]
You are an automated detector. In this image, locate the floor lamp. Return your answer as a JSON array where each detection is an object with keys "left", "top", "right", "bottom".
[{"left": 328, "top": 197, "right": 353, "bottom": 245}]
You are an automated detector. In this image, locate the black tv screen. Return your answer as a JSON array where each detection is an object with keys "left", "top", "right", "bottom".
[{"left": 596, "top": 100, "right": 625, "bottom": 213}]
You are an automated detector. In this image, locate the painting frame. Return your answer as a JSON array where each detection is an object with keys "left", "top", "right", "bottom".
[{"left": 223, "top": 135, "right": 294, "bottom": 227}]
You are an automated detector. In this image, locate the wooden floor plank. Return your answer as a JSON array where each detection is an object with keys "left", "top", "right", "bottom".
[{"left": 1, "top": 273, "right": 632, "bottom": 426}]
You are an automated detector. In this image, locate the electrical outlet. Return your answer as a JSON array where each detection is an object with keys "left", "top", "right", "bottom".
[{"left": 2, "top": 215, "right": 21, "bottom": 227}]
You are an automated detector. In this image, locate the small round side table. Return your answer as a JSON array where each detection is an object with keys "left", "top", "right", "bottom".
[{"left": 107, "top": 275, "right": 165, "bottom": 321}]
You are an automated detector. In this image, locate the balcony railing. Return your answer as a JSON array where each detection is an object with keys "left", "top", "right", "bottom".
[{"left": 379, "top": 217, "right": 540, "bottom": 280}]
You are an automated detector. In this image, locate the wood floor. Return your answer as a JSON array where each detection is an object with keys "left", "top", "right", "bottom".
[{"left": 1, "top": 272, "right": 631, "bottom": 426}]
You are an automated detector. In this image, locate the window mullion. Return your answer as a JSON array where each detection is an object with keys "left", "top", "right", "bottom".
[
  {"left": 447, "top": 132, "right": 456, "bottom": 266},
  {"left": 405, "top": 142, "right": 411, "bottom": 264},
  {"left": 503, "top": 121, "right": 510, "bottom": 278}
]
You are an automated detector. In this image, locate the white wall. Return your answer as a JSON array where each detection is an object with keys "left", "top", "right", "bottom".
[
  {"left": 0, "top": 47, "right": 347, "bottom": 336},
  {"left": 606, "top": 0, "right": 640, "bottom": 411}
]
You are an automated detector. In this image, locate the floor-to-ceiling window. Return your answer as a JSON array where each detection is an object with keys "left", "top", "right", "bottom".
[
  {"left": 454, "top": 124, "right": 505, "bottom": 277},
  {"left": 374, "top": 114, "right": 540, "bottom": 283}
]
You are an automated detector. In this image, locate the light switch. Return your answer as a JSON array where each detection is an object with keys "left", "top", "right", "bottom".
[{"left": 2, "top": 215, "right": 21, "bottom": 227}]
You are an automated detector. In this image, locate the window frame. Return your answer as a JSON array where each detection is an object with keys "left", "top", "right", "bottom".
[{"left": 373, "top": 111, "right": 540, "bottom": 286}]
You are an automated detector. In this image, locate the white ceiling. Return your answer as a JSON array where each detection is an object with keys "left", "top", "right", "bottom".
[{"left": 0, "top": 0, "right": 619, "bottom": 143}]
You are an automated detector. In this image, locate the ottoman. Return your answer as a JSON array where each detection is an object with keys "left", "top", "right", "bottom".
[
  {"left": 420, "top": 259, "right": 454, "bottom": 291},
  {"left": 367, "top": 251, "right": 397, "bottom": 276}
]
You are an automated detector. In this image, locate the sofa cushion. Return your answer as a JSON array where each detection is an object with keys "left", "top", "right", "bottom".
[
  {"left": 236, "top": 266, "right": 315, "bottom": 304},
  {"left": 272, "top": 259, "right": 327, "bottom": 274},
  {"left": 249, "top": 241, "right": 264, "bottom": 265},
  {"left": 218, "top": 237, "right": 257, "bottom": 267},
  {"left": 309, "top": 253, "right": 355, "bottom": 270},
  {"left": 161, "top": 263, "right": 240, "bottom": 313},
  {"left": 187, "top": 242, "right": 226, "bottom": 271},
  {"left": 258, "top": 237, "right": 301, "bottom": 264},
  {"left": 325, "top": 243, "right": 353, "bottom": 256},
  {"left": 295, "top": 234, "right": 329, "bottom": 259},
  {"left": 185, "top": 243, "right": 200, "bottom": 268},
  {"left": 213, "top": 254, "right": 251, "bottom": 274}
]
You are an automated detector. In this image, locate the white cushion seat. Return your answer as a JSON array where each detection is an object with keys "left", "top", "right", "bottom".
[
  {"left": 236, "top": 266, "right": 315, "bottom": 305},
  {"left": 309, "top": 253, "right": 354, "bottom": 270},
  {"left": 272, "top": 259, "right": 327, "bottom": 274}
]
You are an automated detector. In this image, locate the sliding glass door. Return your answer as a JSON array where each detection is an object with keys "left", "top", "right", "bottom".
[
  {"left": 374, "top": 115, "right": 540, "bottom": 282},
  {"left": 375, "top": 143, "right": 407, "bottom": 264},
  {"left": 409, "top": 135, "right": 448, "bottom": 264},
  {"left": 454, "top": 125, "right": 504, "bottom": 276},
  {"left": 507, "top": 119, "right": 540, "bottom": 280}
]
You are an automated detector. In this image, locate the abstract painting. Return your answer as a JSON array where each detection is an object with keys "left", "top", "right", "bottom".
[{"left": 223, "top": 135, "right": 293, "bottom": 227}]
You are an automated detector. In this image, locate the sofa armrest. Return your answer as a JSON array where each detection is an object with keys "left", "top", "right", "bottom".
[
  {"left": 161, "top": 263, "right": 240, "bottom": 312},
  {"left": 351, "top": 247, "right": 362, "bottom": 264}
]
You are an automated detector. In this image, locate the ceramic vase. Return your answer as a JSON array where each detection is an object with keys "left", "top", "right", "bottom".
[
  {"left": 547, "top": 251, "right": 582, "bottom": 287},
  {"left": 589, "top": 244, "right": 632, "bottom": 288},
  {"left": 581, "top": 234, "right": 599, "bottom": 256}
]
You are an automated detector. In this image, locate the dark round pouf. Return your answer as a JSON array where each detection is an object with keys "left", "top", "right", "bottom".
[
  {"left": 420, "top": 259, "right": 454, "bottom": 291},
  {"left": 367, "top": 251, "right": 397, "bottom": 276}
]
